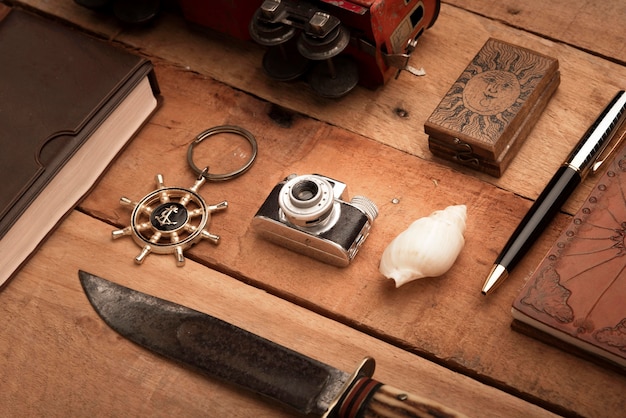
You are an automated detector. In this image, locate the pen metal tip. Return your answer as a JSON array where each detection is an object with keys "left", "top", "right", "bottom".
[{"left": 481, "top": 264, "right": 508, "bottom": 295}]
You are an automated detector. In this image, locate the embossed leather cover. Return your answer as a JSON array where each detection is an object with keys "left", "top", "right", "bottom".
[
  {"left": 0, "top": 5, "right": 159, "bottom": 239},
  {"left": 512, "top": 139, "right": 626, "bottom": 370},
  {"left": 425, "top": 38, "right": 559, "bottom": 177}
]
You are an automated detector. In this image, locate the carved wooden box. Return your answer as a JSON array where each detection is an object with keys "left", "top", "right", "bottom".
[{"left": 425, "top": 38, "right": 560, "bottom": 177}]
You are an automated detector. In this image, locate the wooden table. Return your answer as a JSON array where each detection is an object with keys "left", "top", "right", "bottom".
[{"left": 2, "top": 1, "right": 625, "bottom": 416}]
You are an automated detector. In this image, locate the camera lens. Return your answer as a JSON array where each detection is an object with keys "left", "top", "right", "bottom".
[
  {"left": 279, "top": 175, "right": 334, "bottom": 227},
  {"left": 291, "top": 180, "right": 319, "bottom": 204}
]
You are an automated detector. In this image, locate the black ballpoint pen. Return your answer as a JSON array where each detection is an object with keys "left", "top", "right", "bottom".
[{"left": 482, "top": 90, "right": 626, "bottom": 295}]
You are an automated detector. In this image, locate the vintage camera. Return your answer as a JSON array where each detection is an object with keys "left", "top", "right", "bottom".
[{"left": 252, "top": 174, "right": 378, "bottom": 266}]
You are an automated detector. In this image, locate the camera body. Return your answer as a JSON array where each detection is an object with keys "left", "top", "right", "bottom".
[{"left": 253, "top": 174, "right": 378, "bottom": 267}]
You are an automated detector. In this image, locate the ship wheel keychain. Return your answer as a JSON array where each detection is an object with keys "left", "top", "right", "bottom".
[{"left": 112, "top": 125, "right": 257, "bottom": 266}]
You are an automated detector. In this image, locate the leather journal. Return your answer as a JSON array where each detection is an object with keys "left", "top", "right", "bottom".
[
  {"left": 0, "top": 5, "right": 160, "bottom": 287},
  {"left": 425, "top": 38, "right": 559, "bottom": 177},
  {"left": 511, "top": 138, "right": 626, "bottom": 370}
]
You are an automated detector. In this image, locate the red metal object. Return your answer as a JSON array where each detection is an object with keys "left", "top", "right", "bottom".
[
  {"left": 320, "top": 0, "right": 441, "bottom": 88},
  {"left": 178, "top": 0, "right": 441, "bottom": 96},
  {"left": 178, "top": 1, "right": 261, "bottom": 40}
]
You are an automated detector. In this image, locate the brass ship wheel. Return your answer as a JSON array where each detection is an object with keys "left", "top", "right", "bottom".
[
  {"left": 112, "top": 172, "right": 227, "bottom": 266},
  {"left": 112, "top": 125, "right": 257, "bottom": 266}
]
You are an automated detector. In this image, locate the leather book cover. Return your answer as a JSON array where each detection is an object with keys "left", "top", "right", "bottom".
[
  {"left": 511, "top": 138, "right": 626, "bottom": 370},
  {"left": 0, "top": 5, "right": 159, "bottom": 238},
  {"left": 425, "top": 38, "right": 559, "bottom": 177}
]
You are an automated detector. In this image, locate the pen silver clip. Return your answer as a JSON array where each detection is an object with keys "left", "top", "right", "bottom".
[
  {"left": 591, "top": 116, "right": 626, "bottom": 174},
  {"left": 567, "top": 90, "right": 626, "bottom": 178}
]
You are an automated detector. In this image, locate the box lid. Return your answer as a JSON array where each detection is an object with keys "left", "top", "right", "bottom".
[{"left": 425, "top": 38, "right": 559, "bottom": 176}]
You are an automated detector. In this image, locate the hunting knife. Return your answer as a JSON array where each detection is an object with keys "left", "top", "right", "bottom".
[{"left": 79, "top": 270, "right": 466, "bottom": 418}]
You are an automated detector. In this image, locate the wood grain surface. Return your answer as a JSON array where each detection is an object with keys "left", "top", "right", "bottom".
[
  {"left": 0, "top": 211, "right": 555, "bottom": 418},
  {"left": 2, "top": 1, "right": 626, "bottom": 417}
]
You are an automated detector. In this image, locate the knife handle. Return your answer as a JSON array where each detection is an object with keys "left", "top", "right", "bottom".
[{"left": 336, "top": 377, "right": 467, "bottom": 418}]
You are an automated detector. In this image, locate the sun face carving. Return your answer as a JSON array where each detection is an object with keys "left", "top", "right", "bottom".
[
  {"left": 463, "top": 70, "right": 521, "bottom": 115},
  {"left": 112, "top": 173, "right": 227, "bottom": 266},
  {"left": 427, "top": 39, "right": 556, "bottom": 146}
]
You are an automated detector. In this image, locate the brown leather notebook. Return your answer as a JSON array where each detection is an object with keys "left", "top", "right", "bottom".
[
  {"left": 511, "top": 137, "right": 626, "bottom": 370},
  {"left": 0, "top": 5, "right": 160, "bottom": 287}
]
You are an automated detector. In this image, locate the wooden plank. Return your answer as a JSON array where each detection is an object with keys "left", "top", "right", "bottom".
[
  {"left": 74, "top": 61, "right": 625, "bottom": 417},
  {"left": 444, "top": 0, "right": 626, "bottom": 63},
  {"left": 15, "top": 0, "right": 123, "bottom": 38},
  {"left": 115, "top": 4, "right": 626, "bottom": 212},
  {"left": 14, "top": 0, "right": 626, "bottom": 212},
  {"left": 3, "top": 2, "right": 625, "bottom": 417},
  {"left": 0, "top": 211, "right": 556, "bottom": 417},
  {"left": 20, "top": 0, "right": 626, "bottom": 66}
]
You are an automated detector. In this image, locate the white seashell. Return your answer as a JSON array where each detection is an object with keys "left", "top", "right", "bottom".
[{"left": 379, "top": 204, "right": 467, "bottom": 288}]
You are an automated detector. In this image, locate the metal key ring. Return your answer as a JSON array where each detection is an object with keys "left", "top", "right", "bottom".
[{"left": 187, "top": 125, "right": 258, "bottom": 181}]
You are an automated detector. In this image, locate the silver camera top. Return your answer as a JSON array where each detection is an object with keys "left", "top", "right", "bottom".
[
  {"left": 278, "top": 174, "right": 343, "bottom": 228},
  {"left": 278, "top": 174, "right": 377, "bottom": 232}
]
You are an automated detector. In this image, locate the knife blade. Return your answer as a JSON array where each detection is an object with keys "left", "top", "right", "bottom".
[{"left": 78, "top": 270, "right": 466, "bottom": 418}]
